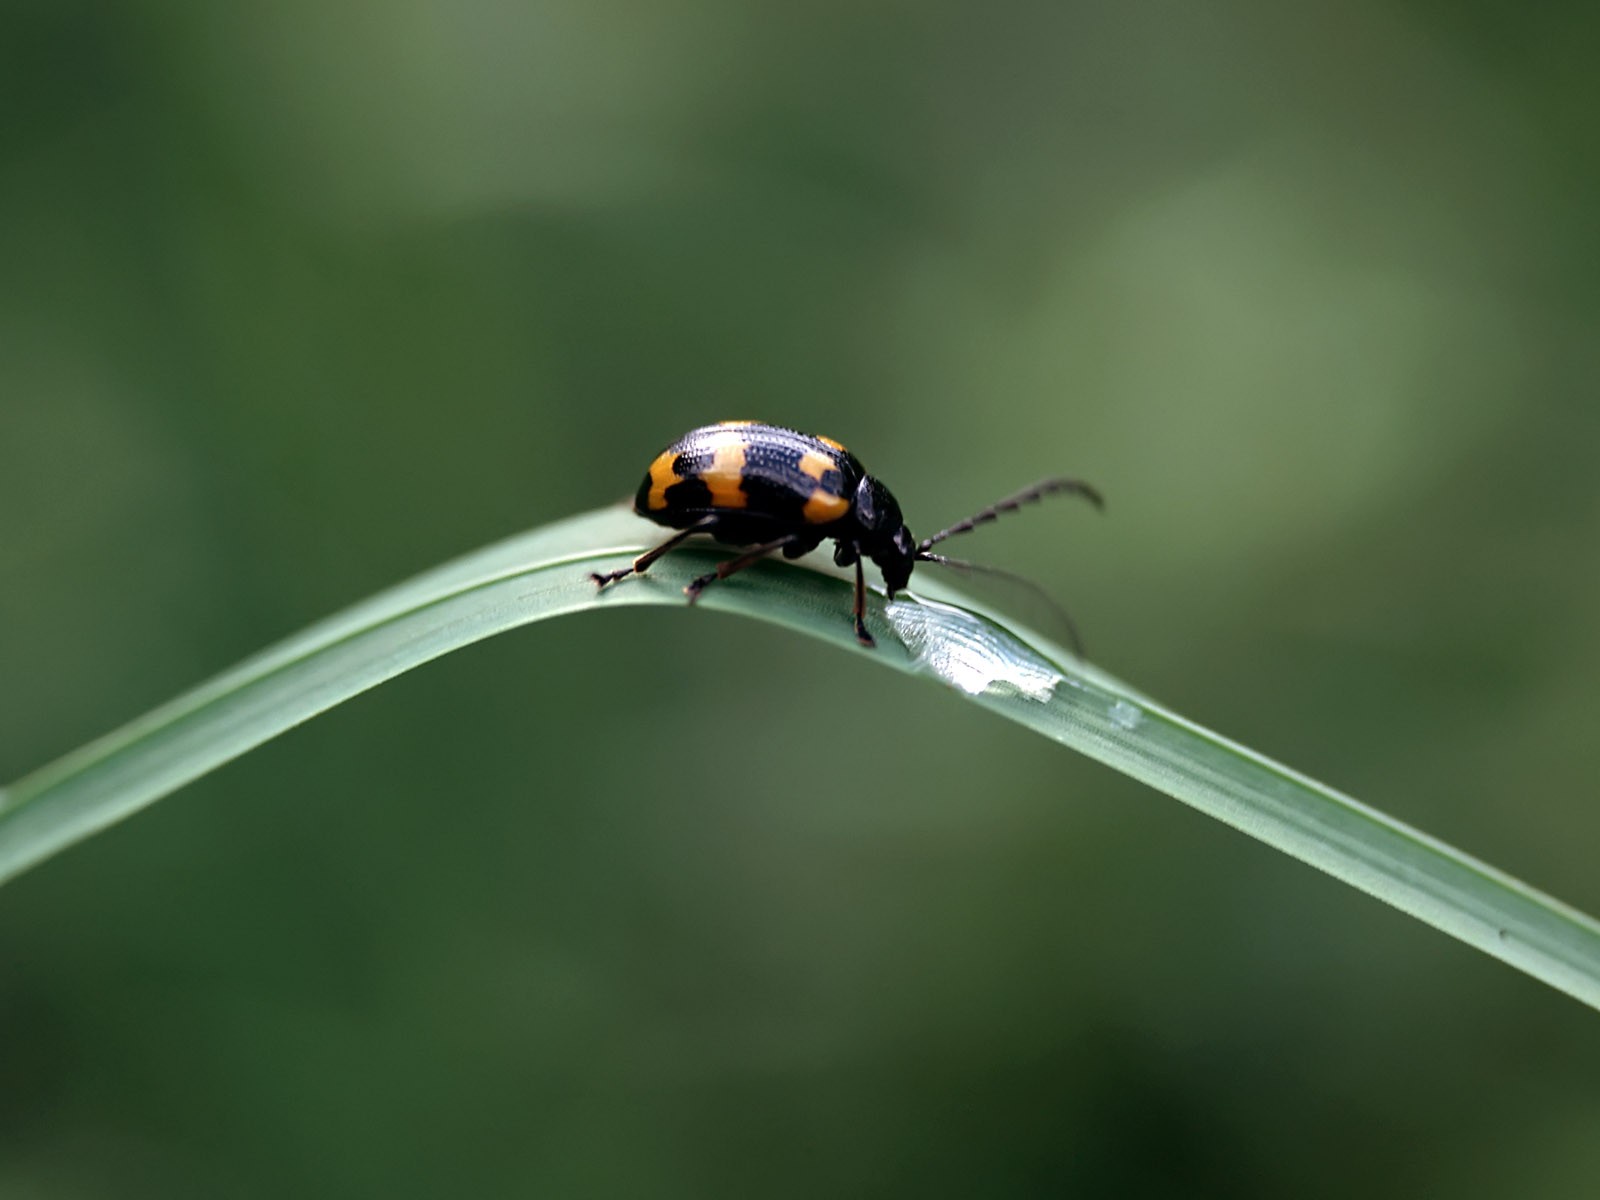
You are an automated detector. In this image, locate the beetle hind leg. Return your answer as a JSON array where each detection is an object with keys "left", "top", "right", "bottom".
[{"left": 591, "top": 522, "right": 708, "bottom": 588}]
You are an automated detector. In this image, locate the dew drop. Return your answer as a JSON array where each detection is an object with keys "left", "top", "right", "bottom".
[
  {"left": 1109, "top": 700, "right": 1143, "bottom": 731},
  {"left": 886, "top": 599, "right": 1062, "bottom": 702}
]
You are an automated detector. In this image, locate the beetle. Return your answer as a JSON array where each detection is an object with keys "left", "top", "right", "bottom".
[{"left": 591, "top": 421, "right": 1102, "bottom": 649}]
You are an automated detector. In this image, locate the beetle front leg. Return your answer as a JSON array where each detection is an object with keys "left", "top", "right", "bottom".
[{"left": 852, "top": 557, "right": 874, "bottom": 648}]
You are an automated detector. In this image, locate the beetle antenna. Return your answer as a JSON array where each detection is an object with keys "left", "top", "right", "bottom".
[
  {"left": 915, "top": 552, "right": 1086, "bottom": 657},
  {"left": 916, "top": 477, "right": 1103, "bottom": 552}
]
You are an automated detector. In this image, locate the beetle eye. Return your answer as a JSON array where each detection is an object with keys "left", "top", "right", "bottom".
[{"left": 893, "top": 527, "right": 915, "bottom": 558}]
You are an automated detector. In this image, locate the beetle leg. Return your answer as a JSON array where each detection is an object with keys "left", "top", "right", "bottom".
[
  {"left": 852, "top": 556, "right": 875, "bottom": 647},
  {"left": 683, "top": 535, "right": 797, "bottom": 604},
  {"left": 591, "top": 520, "right": 711, "bottom": 587}
]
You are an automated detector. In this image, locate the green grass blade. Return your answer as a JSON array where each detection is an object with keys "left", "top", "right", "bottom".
[{"left": 4, "top": 505, "right": 1599, "bottom": 1010}]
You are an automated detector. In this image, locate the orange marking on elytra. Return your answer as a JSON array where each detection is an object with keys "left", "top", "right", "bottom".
[
  {"left": 803, "top": 491, "right": 850, "bottom": 523},
  {"left": 702, "top": 439, "right": 748, "bottom": 508},
  {"left": 645, "top": 451, "right": 680, "bottom": 511},
  {"left": 797, "top": 451, "right": 834, "bottom": 482},
  {"left": 797, "top": 451, "right": 848, "bottom": 523}
]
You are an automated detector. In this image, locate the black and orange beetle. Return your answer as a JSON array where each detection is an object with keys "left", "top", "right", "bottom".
[{"left": 592, "top": 421, "right": 1102, "bottom": 649}]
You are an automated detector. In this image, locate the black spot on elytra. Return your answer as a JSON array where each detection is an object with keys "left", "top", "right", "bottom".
[{"left": 664, "top": 476, "right": 712, "bottom": 510}]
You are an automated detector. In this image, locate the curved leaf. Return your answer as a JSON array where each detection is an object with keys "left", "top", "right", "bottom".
[{"left": 4, "top": 505, "right": 1599, "bottom": 1011}]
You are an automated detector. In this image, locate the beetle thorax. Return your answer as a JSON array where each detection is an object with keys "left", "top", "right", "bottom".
[{"left": 853, "top": 476, "right": 916, "bottom": 596}]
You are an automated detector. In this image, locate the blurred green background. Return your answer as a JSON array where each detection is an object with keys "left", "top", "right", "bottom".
[{"left": 5, "top": 1, "right": 1600, "bottom": 1195}]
